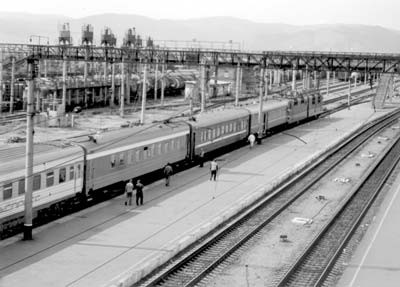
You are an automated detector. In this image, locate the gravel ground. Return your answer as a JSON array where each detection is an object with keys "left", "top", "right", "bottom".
[{"left": 207, "top": 121, "right": 400, "bottom": 287}]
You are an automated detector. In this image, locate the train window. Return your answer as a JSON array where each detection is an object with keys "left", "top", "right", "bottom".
[
  {"left": 110, "top": 154, "right": 116, "bottom": 168},
  {"left": 229, "top": 123, "right": 233, "bottom": 132},
  {"left": 221, "top": 125, "right": 225, "bottom": 135},
  {"left": 212, "top": 129, "right": 216, "bottom": 139},
  {"left": 176, "top": 139, "right": 181, "bottom": 150},
  {"left": 164, "top": 142, "right": 169, "bottom": 152},
  {"left": 69, "top": 166, "right": 74, "bottom": 180},
  {"left": 33, "top": 174, "right": 41, "bottom": 191},
  {"left": 127, "top": 151, "right": 133, "bottom": 164},
  {"left": 3, "top": 183, "right": 12, "bottom": 200},
  {"left": 157, "top": 143, "right": 162, "bottom": 155},
  {"left": 59, "top": 168, "right": 66, "bottom": 183},
  {"left": 46, "top": 171, "right": 54, "bottom": 187},
  {"left": 208, "top": 129, "right": 212, "bottom": 140},
  {"left": 148, "top": 144, "right": 154, "bottom": 157},
  {"left": 170, "top": 140, "right": 175, "bottom": 151},
  {"left": 19, "top": 179, "right": 25, "bottom": 195},
  {"left": 77, "top": 165, "right": 81, "bottom": 178},
  {"left": 135, "top": 150, "right": 141, "bottom": 161},
  {"left": 119, "top": 153, "right": 125, "bottom": 165},
  {"left": 217, "top": 127, "right": 220, "bottom": 137}
]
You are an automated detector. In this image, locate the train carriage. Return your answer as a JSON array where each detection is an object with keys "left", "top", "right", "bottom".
[
  {"left": 87, "top": 125, "right": 189, "bottom": 192},
  {"left": 245, "top": 99, "right": 289, "bottom": 136},
  {"left": 190, "top": 108, "right": 250, "bottom": 156}
]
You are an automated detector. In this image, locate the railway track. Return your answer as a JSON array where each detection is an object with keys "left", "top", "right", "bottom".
[
  {"left": 0, "top": 112, "right": 26, "bottom": 124},
  {"left": 276, "top": 119, "right": 400, "bottom": 287},
  {"left": 134, "top": 109, "right": 400, "bottom": 287}
]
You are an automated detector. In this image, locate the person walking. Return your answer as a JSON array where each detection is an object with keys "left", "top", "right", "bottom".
[
  {"left": 199, "top": 148, "right": 205, "bottom": 167},
  {"left": 210, "top": 159, "right": 218, "bottom": 181},
  {"left": 248, "top": 133, "right": 256, "bottom": 149},
  {"left": 135, "top": 179, "right": 144, "bottom": 206},
  {"left": 163, "top": 163, "right": 173, "bottom": 186},
  {"left": 125, "top": 179, "right": 134, "bottom": 206}
]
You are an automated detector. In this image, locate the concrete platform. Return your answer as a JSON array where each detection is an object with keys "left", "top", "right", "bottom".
[
  {"left": 337, "top": 141, "right": 400, "bottom": 287},
  {"left": 0, "top": 101, "right": 398, "bottom": 287}
]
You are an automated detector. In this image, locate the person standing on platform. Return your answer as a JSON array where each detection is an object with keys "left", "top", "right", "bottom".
[
  {"left": 125, "top": 179, "right": 133, "bottom": 206},
  {"left": 135, "top": 179, "right": 144, "bottom": 206},
  {"left": 163, "top": 163, "right": 173, "bottom": 186},
  {"left": 210, "top": 159, "right": 218, "bottom": 181},
  {"left": 199, "top": 148, "right": 205, "bottom": 167},
  {"left": 248, "top": 133, "right": 256, "bottom": 149}
]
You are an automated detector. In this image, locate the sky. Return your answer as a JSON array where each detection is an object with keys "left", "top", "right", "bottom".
[{"left": 0, "top": 0, "right": 399, "bottom": 30}]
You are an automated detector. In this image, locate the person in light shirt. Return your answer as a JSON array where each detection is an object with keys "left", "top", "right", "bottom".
[{"left": 210, "top": 159, "right": 219, "bottom": 181}]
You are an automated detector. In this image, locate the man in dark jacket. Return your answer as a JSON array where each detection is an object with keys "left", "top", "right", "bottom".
[
  {"left": 163, "top": 163, "right": 173, "bottom": 186},
  {"left": 135, "top": 179, "right": 144, "bottom": 206}
]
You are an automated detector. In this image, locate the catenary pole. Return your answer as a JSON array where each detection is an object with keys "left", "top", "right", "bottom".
[{"left": 24, "top": 60, "right": 35, "bottom": 240}]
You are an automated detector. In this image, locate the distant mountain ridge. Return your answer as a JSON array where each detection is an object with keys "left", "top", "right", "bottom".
[{"left": 0, "top": 12, "right": 399, "bottom": 52}]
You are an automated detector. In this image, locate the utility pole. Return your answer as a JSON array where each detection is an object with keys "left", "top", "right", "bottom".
[
  {"left": 161, "top": 63, "right": 165, "bottom": 107},
  {"left": 10, "top": 57, "right": 15, "bottom": 113},
  {"left": 120, "top": 61, "right": 125, "bottom": 117},
  {"left": 235, "top": 62, "right": 240, "bottom": 106},
  {"left": 200, "top": 60, "right": 206, "bottom": 113},
  {"left": 292, "top": 66, "right": 296, "bottom": 91},
  {"left": 61, "top": 57, "right": 67, "bottom": 114},
  {"left": 0, "top": 61, "right": 3, "bottom": 116},
  {"left": 326, "top": 71, "right": 330, "bottom": 96},
  {"left": 348, "top": 76, "right": 351, "bottom": 109},
  {"left": 24, "top": 59, "right": 36, "bottom": 240},
  {"left": 140, "top": 63, "right": 147, "bottom": 124},
  {"left": 111, "top": 62, "right": 115, "bottom": 107},
  {"left": 258, "top": 67, "right": 265, "bottom": 140},
  {"left": 154, "top": 59, "right": 158, "bottom": 101}
]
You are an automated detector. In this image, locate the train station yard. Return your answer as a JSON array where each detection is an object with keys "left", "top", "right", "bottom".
[{"left": 1, "top": 14, "right": 400, "bottom": 287}]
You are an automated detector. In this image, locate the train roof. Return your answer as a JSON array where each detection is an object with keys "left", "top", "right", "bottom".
[
  {"left": 241, "top": 99, "right": 289, "bottom": 114},
  {"left": 0, "top": 122, "right": 188, "bottom": 181},
  {"left": 188, "top": 107, "right": 250, "bottom": 128}
]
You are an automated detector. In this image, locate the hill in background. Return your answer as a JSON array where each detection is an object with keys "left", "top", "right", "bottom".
[{"left": 0, "top": 12, "right": 399, "bottom": 52}]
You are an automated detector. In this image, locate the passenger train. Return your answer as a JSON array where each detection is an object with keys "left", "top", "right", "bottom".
[{"left": 0, "top": 90, "right": 323, "bottom": 238}]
